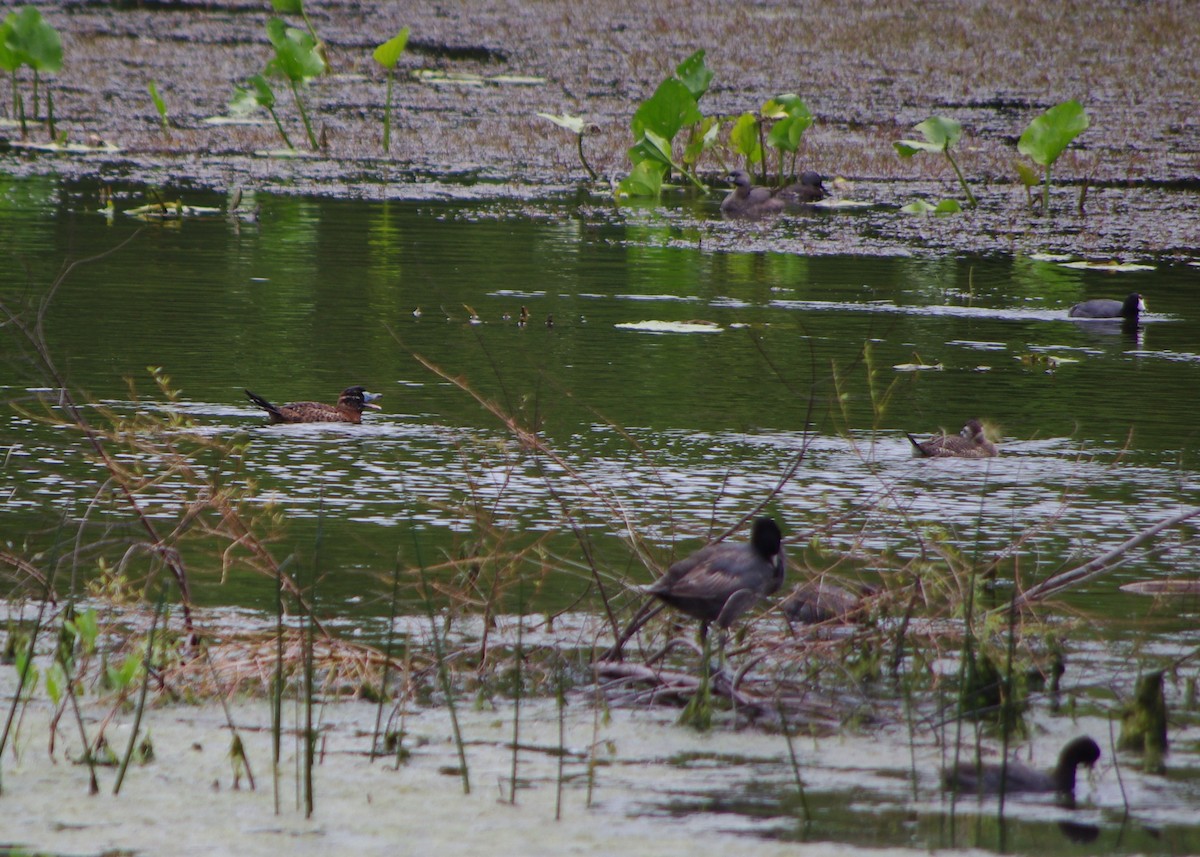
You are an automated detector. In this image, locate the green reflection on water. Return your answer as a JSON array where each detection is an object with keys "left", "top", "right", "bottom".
[{"left": 2, "top": 178, "right": 1199, "bottom": 621}]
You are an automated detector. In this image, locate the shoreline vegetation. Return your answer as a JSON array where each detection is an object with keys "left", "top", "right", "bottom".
[{"left": 3, "top": 256, "right": 1198, "bottom": 855}]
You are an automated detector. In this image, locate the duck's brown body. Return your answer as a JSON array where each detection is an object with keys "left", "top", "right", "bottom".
[
  {"left": 907, "top": 418, "right": 997, "bottom": 459},
  {"left": 245, "top": 386, "right": 381, "bottom": 424}
]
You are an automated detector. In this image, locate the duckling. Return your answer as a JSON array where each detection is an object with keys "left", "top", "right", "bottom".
[
  {"left": 603, "top": 517, "right": 786, "bottom": 660},
  {"left": 1068, "top": 292, "right": 1146, "bottom": 323},
  {"left": 720, "top": 170, "right": 785, "bottom": 219},
  {"left": 942, "top": 736, "right": 1101, "bottom": 805},
  {"left": 907, "top": 418, "right": 998, "bottom": 459},
  {"left": 776, "top": 170, "right": 827, "bottom": 206},
  {"left": 244, "top": 386, "right": 382, "bottom": 425}
]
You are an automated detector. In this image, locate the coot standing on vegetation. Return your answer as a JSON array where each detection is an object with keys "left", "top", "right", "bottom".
[
  {"left": 244, "top": 386, "right": 382, "bottom": 424},
  {"left": 942, "top": 736, "right": 1101, "bottom": 805},
  {"left": 1068, "top": 292, "right": 1146, "bottom": 322},
  {"left": 602, "top": 517, "right": 786, "bottom": 660},
  {"left": 906, "top": 418, "right": 998, "bottom": 459}
]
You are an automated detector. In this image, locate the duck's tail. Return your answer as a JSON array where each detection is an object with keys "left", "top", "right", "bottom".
[
  {"left": 244, "top": 389, "right": 283, "bottom": 420},
  {"left": 905, "top": 432, "right": 927, "bottom": 454}
]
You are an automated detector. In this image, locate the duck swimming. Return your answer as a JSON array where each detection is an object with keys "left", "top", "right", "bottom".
[
  {"left": 942, "top": 736, "right": 1101, "bottom": 804},
  {"left": 776, "top": 170, "right": 827, "bottom": 206},
  {"left": 244, "top": 386, "right": 382, "bottom": 424},
  {"left": 603, "top": 517, "right": 786, "bottom": 660},
  {"left": 907, "top": 418, "right": 998, "bottom": 459},
  {"left": 1068, "top": 292, "right": 1146, "bottom": 322},
  {"left": 720, "top": 170, "right": 785, "bottom": 218}
]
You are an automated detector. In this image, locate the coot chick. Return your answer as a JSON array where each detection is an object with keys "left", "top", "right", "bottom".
[
  {"left": 942, "top": 736, "right": 1101, "bottom": 804},
  {"left": 245, "top": 386, "right": 382, "bottom": 424},
  {"left": 781, "top": 579, "right": 865, "bottom": 624},
  {"left": 720, "top": 170, "right": 784, "bottom": 219},
  {"left": 1068, "top": 292, "right": 1146, "bottom": 322},
  {"left": 603, "top": 517, "right": 786, "bottom": 660},
  {"left": 907, "top": 418, "right": 997, "bottom": 459},
  {"left": 776, "top": 170, "right": 827, "bottom": 206}
]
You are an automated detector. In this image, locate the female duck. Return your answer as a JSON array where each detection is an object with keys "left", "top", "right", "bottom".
[
  {"left": 245, "top": 386, "right": 381, "bottom": 424},
  {"left": 907, "top": 418, "right": 998, "bottom": 459},
  {"left": 720, "top": 170, "right": 784, "bottom": 218}
]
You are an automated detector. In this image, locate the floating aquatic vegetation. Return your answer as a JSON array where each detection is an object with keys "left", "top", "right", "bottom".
[
  {"left": 1059, "top": 260, "right": 1155, "bottom": 272},
  {"left": 614, "top": 320, "right": 722, "bottom": 334}
]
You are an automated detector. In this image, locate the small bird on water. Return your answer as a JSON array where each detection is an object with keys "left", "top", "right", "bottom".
[
  {"left": 942, "top": 736, "right": 1101, "bottom": 806},
  {"left": 244, "top": 386, "right": 382, "bottom": 424},
  {"left": 1068, "top": 292, "right": 1146, "bottom": 323},
  {"left": 907, "top": 418, "right": 998, "bottom": 459},
  {"left": 602, "top": 517, "right": 786, "bottom": 661}
]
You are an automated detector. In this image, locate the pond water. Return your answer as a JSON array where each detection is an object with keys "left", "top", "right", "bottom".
[{"left": 2, "top": 175, "right": 1200, "bottom": 856}]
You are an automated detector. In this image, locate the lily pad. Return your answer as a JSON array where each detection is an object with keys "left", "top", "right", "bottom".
[
  {"left": 615, "top": 320, "right": 722, "bottom": 334},
  {"left": 202, "top": 115, "right": 270, "bottom": 126},
  {"left": 812, "top": 199, "right": 874, "bottom": 210},
  {"left": 123, "top": 202, "right": 226, "bottom": 221},
  {"left": 9, "top": 140, "right": 122, "bottom": 154},
  {"left": 1059, "top": 261, "right": 1156, "bottom": 272}
]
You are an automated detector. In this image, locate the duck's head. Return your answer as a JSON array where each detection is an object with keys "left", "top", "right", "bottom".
[
  {"left": 727, "top": 169, "right": 753, "bottom": 189},
  {"left": 340, "top": 386, "right": 383, "bottom": 412},
  {"left": 798, "top": 170, "right": 825, "bottom": 190}
]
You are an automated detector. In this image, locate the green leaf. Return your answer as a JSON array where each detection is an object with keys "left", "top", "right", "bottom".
[
  {"left": 46, "top": 661, "right": 66, "bottom": 707},
  {"left": 894, "top": 116, "right": 963, "bottom": 159},
  {"left": 729, "top": 112, "right": 762, "bottom": 163},
  {"left": 373, "top": 26, "right": 410, "bottom": 69},
  {"left": 616, "top": 159, "right": 666, "bottom": 198},
  {"left": 628, "top": 129, "right": 675, "bottom": 169},
  {"left": 1018, "top": 100, "right": 1089, "bottom": 167},
  {"left": 760, "top": 93, "right": 809, "bottom": 122},
  {"left": 901, "top": 198, "right": 962, "bottom": 216},
  {"left": 675, "top": 49, "right": 713, "bottom": 100},
  {"left": 0, "top": 19, "right": 18, "bottom": 74},
  {"left": 270, "top": 0, "right": 304, "bottom": 12},
  {"left": 264, "top": 18, "right": 325, "bottom": 83},
  {"left": 1014, "top": 160, "right": 1040, "bottom": 187},
  {"left": 631, "top": 77, "right": 701, "bottom": 142},
  {"left": 913, "top": 116, "right": 962, "bottom": 148},
  {"left": 682, "top": 115, "right": 719, "bottom": 165},
  {"left": 231, "top": 74, "right": 276, "bottom": 113},
  {"left": 75, "top": 608, "right": 100, "bottom": 653},
  {"left": 536, "top": 112, "right": 586, "bottom": 135},
  {"left": 4, "top": 6, "right": 63, "bottom": 74},
  {"left": 148, "top": 80, "right": 167, "bottom": 119}
]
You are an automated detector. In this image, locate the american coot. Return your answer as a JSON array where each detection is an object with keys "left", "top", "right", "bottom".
[
  {"left": 1068, "top": 292, "right": 1146, "bottom": 321},
  {"left": 720, "top": 170, "right": 785, "bottom": 218},
  {"left": 942, "top": 736, "right": 1101, "bottom": 804},
  {"left": 907, "top": 419, "right": 998, "bottom": 459},
  {"left": 244, "top": 386, "right": 382, "bottom": 424},
  {"left": 776, "top": 170, "right": 827, "bottom": 205},
  {"left": 603, "top": 517, "right": 786, "bottom": 659}
]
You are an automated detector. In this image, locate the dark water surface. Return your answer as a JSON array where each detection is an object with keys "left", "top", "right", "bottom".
[
  {"left": 4, "top": 178, "right": 1198, "bottom": 608},
  {"left": 4, "top": 176, "right": 1200, "bottom": 855}
]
